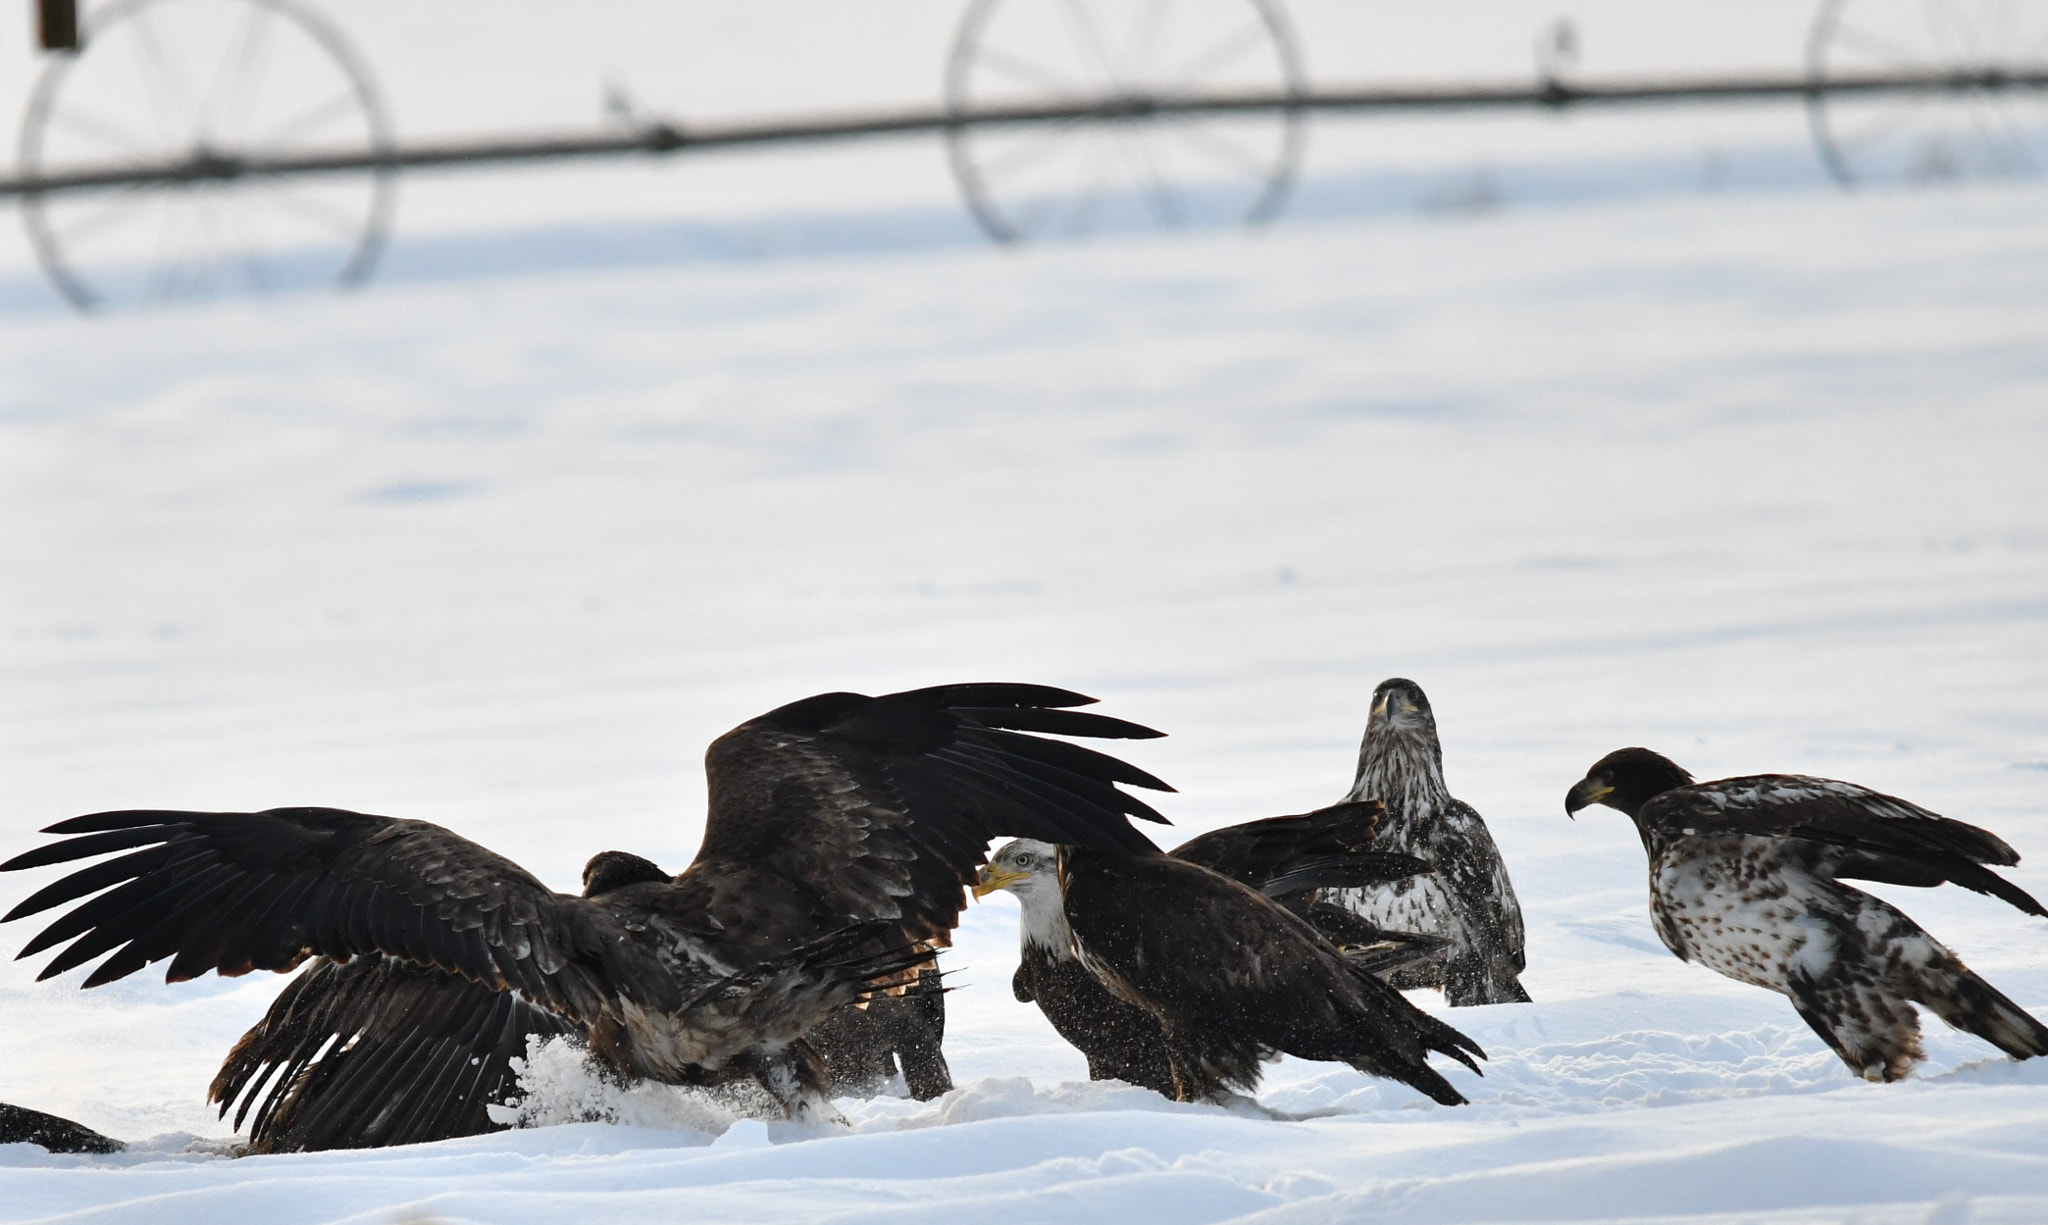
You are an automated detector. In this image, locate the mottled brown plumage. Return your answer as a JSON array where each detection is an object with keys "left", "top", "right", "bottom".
[
  {"left": 1568, "top": 746, "right": 2048, "bottom": 1081},
  {"left": 1328, "top": 679, "right": 1529, "bottom": 1006}
]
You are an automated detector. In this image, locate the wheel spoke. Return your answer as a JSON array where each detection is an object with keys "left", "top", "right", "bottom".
[
  {"left": 217, "top": 187, "right": 276, "bottom": 293},
  {"left": 1992, "top": 0, "right": 2022, "bottom": 54},
  {"left": 1157, "top": 20, "right": 1269, "bottom": 84},
  {"left": 1921, "top": 0, "right": 1986, "bottom": 64},
  {"left": 145, "top": 192, "right": 196, "bottom": 300},
  {"left": 248, "top": 91, "right": 366, "bottom": 150},
  {"left": 1059, "top": 0, "right": 1123, "bottom": 87},
  {"left": 1838, "top": 99, "right": 1942, "bottom": 148},
  {"left": 1157, "top": 113, "right": 1273, "bottom": 177},
  {"left": 976, "top": 118, "right": 1090, "bottom": 179},
  {"left": 1058, "top": 135, "right": 1118, "bottom": 236},
  {"left": 1116, "top": 0, "right": 1171, "bottom": 78},
  {"left": 195, "top": 5, "right": 266, "bottom": 139},
  {"left": 975, "top": 47, "right": 1083, "bottom": 93},
  {"left": 221, "top": 6, "right": 280, "bottom": 144},
  {"left": 1829, "top": 23, "right": 1931, "bottom": 69},
  {"left": 244, "top": 177, "right": 369, "bottom": 239},
  {"left": 50, "top": 185, "right": 159, "bottom": 245},
  {"left": 129, "top": 11, "right": 199, "bottom": 139},
  {"left": 1105, "top": 119, "right": 1182, "bottom": 228},
  {"left": 46, "top": 106, "right": 158, "bottom": 155}
]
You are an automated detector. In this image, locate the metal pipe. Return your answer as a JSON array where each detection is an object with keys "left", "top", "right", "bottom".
[{"left": 4, "top": 67, "right": 2043, "bottom": 198}]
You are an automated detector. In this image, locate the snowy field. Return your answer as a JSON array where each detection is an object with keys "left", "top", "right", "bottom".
[{"left": 5, "top": 2, "right": 2048, "bottom": 1223}]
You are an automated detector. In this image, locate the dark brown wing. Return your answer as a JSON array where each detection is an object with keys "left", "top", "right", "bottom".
[
  {"left": 1169, "top": 801, "right": 1392, "bottom": 887},
  {"left": 205, "top": 850, "right": 679, "bottom": 1153},
  {"left": 211, "top": 954, "right": 579, "bottom": 1152},
  {"left": 678, "top": 683, "right": 1171, "bottom": 952},
  {"left": 1060, "top": 849, "right": 1483, "bottom": 1105},
  {"left": 0, "top": 808, "right": 679, "bottom": 1020},
  {"left": 1642, "top": 776, "right": 2045, "bottom": 917},
  {"left": 0, "top": 1102, "right": 124, "bottom": 1154}
]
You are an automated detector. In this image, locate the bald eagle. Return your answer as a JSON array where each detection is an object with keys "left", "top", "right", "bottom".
[
  {"left": 2, "top": 683, "right": 1170, "bottom": 1128},
  {"left": 978, "top": 802, "right": 1449, "bottom": 1098},
  {"left": 1567, "top": 747, "right": 2048, "bottom": 1081},
  {"left": 1327, "top": 679, "right": 1529, "bottom": 1005},
  {"left": 976, "top": 815, "right": 1482, "bottom": 1105}
]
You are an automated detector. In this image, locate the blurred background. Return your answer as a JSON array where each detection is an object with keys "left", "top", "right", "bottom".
[
  {"left": 7, "top": 0, "right": 2021, "bottom": 306},
  {"left": 1, "top": 0, "right": 2044, "bottom": 1142}
]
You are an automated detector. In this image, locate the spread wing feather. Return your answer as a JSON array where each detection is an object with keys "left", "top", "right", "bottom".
[
  {"left": 1, "top": 808, "right": 678, "bottom": 1020},
  {"left": 1642, "top": 776, "right": 2046, "bottom": 917},
  {"left": 212, "top": 954, "right": 577, "bottom": 1152},
  {"left": 688, "top": 685, "right": 1170, "bottom": 951}
]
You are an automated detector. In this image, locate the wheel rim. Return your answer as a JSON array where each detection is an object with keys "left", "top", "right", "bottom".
[
  {"left": 1806, "top": 0, "right": 2048, "bottom": 188},
  {"left": 945, "top": 0, "right": 1308, "bottom": 244},
  {"left": 17, "top": 0, "right": 395, "bottom": 312}
]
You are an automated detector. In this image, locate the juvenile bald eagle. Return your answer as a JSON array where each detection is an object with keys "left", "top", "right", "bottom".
[
  {"left": 1567, "top": 747, "right": 2048, "bottom": 1081},
  {"left": 976, "top": 818, "right": 1482, "bottom": 1105},
  {"left": 2, "top": 684, "right": 1170, "bottom": 1128},
  {"left": 1327, "top": 679, "right": 1529, "bottom": 1005}
]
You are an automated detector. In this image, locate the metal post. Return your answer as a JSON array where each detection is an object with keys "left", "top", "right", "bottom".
[{"left": 38, "top": 0, "right": 80, "bottom": 51}]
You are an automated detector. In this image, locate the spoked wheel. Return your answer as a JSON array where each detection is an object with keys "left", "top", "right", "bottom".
[
  {"left": 1807, "top": 0, "right": 2048, "bottom": 186},
  {"left": 18, "top": 0, "right": 395, "bottom": 312},
  {"left": 945, "top": 0, "right": 1308, "bottom": 244}
]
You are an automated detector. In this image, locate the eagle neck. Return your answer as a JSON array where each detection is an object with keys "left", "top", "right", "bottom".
[
  {"left": 1013, "top": 883, "right": 1077, "bottom": 961},
  {"left": 1346, "top": 724, "right": 1451, "bottom": 833}
]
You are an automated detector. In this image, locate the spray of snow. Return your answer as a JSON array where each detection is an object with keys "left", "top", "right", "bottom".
[{"left": 488, "top": 1036, "right": 739, "bottom": 1139}]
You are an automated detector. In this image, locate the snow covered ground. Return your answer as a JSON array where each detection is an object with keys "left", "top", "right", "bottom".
[{"left": 4, "top": 3, "right": 2048, "bottom": 1222}]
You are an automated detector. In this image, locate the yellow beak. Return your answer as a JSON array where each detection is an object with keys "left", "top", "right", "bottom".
[
  {"left": 973, "top": 865, "right": 1030, "bottom": 899},
  {"left": 1564, "top": 778, "right": 1615, "bottom": 816}
]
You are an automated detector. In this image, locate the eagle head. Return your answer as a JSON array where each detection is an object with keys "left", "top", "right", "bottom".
[
  {"left": 1566, "top": 748, "right": 1694, "bottom": 820},
  {"left": 581, "top": 850, "right": 669, "bottom": 896},
  {"left": 974, "top": 839, "right": 1059, "bottom": 900},
  {"left": 974, "top": 839, "right": 1073, "bottom": 954},
  {"left": 1350, "top": 678, "right": 1447, "bottom": 799}
]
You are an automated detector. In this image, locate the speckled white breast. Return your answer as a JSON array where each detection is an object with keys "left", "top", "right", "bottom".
[
  {"left": 1339, "top": 875, "right": 1456, "bottom": 939},
  {"left": 1650, "top": 835, "right": 1826, "bottom": 994}
]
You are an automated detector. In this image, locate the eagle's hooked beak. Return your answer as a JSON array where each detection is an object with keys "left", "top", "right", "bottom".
[
  {"left": 1565, "top": 776, "right": 1613, "bottom": 819},
  {"left": 973, "top": 864, "right": 1029, "bottom": 900},
  {"left": 1372, "top": 691, "right": 1420, "bottom": 720}
]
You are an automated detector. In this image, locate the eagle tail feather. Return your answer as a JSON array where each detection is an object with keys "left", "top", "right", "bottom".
[{"left": 1916, "top": 963, "right": 2048, "bottom": 1063}]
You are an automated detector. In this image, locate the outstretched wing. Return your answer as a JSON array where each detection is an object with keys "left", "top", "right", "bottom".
[
  {"left": 212, "top": 954, "right": 578, "bottom": 1152},
  {"left": 1642, "top": 776, "right": 2046, "bottom": 917},
  {"left": 680, "top": 683, "right": 1171, "bottom": 950},
  {"left": 0, "top": 808, "right": 679, "bottom": 1020}
]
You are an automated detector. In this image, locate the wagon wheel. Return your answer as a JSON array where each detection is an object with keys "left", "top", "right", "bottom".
[
  {"left": 1807, "top": 0, "right": 2048, "bottom": 186},
  {"left": 945, "top": 0, "right": 1309, "bottom": 244},
  {"left": 17, "top": 0, "right": 395, "bottom": 312}
]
